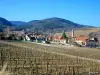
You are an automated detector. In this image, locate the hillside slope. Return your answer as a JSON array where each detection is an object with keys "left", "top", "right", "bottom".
[
  {"left": 15, "top": 17, "right": 93, "bottom": 32},
  {"left": 0, "top": 17, "right": 94, "bottom": 32},
  {"left": 0, "top": 17, "right": 13, "bottom": 32},
  {"left": 10, "top": 21, "right": 26, "bottom": 26}
]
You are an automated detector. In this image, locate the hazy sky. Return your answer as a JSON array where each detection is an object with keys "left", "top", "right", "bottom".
[{"left": 0, "top": 0, "right": 100, "bottom": 26}]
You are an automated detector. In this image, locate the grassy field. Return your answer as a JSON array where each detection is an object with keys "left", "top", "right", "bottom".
[
  {"left": 66, "top": 28, "right": 100, "bottom": 36},
  {"left": 0, "top": 41, "right": 100, "bottom": 75}
]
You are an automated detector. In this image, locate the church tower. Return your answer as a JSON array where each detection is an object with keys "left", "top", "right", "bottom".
[{"left": 72, "top": 29, "right": 74, "bottom": 37}]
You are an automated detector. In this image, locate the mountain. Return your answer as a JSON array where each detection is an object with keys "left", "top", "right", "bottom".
[
  {"left": 16, "top": 17, "right": 93, "bottom": 33},
  {"left": 0, "top": 17, "right": 13, "bottom": 32},
  {"left": 0, "top": 17, "right": 94, "bottom": 33},
  {"left": 10, "top": 21, "right": 26, "bottom": 26}
]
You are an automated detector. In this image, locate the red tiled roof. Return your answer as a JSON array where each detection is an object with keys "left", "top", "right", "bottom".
[
  {"left": 75, "top": 35, "right": 88, "bottom": 43},
  {"left": 52, "top": 33, "right": 61, "bottom": 39},
  {"left": 57, "top": 36, "right": 62, "bottom": 40}
]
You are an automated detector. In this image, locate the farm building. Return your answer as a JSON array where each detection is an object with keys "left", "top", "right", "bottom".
[{"left": 75, "top": 35, "right": 88, "bottom": 46}]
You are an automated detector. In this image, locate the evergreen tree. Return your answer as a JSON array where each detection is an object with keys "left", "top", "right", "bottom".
[{"left": 62, "top": 32, "right": 67, "bottom": 39}]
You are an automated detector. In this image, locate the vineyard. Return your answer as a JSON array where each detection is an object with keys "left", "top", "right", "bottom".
[{"left": 0, "top": 41, "right": 100, "bottom": 75}]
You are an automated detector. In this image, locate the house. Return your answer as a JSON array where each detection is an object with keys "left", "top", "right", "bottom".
[
  {"left": 87, "top": 32, "right": 100, "bottom": 47},
  {"left": 29, "top": 32, "right": 46, "bottom": 43},
  {"left": 25, "top": 34, "right": 30, "bottom": 41},
  {"left": 75, "top": 35, "right": 88, "bottom": 46},
  {"left": 47, "top": 33, "right": 53, "bottom": 41},
  {"left": 7, "top": 30, "right": 25, "bottom": 41},
  {"left": 29, "top": 34, "right": 36, "bottom": 42},
  {"left": 52, "top": 33, "right": 61, "bottom": 42},
  {"left": 86, "top": 38, "right": 99, "bottom": 48},
  {"left": 10, "top": 30, "right": 25, "bottom": 36},
  {"left": 0, "top": 32, "right": 6, "bottom": 40},
  {"left": 49, "top": 32, "right": 69, "bottom": 44}
]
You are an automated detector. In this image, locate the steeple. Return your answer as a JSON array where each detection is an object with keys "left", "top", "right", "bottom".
[{"left": 72, "top": 29, "right": 74, "bottom": 37}]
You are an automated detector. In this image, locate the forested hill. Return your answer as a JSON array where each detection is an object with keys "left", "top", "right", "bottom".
[
  {"left": 0, "top": 17, "right": 13, "bottom": 32},
  {"left": 15, "top": 17, "right": 93, "bottom": 32},
  {"left": 0, "top": 17, "right": 94, "bottom": 32}
]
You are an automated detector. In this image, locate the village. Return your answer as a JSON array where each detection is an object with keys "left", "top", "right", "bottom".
[{"left": 0, "top": 27, "right": 100, "bottom": 48}]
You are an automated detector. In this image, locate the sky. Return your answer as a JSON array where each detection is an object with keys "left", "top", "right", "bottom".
[{"left": 0, "top": 0, "right": 100, "bottom": 26}]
